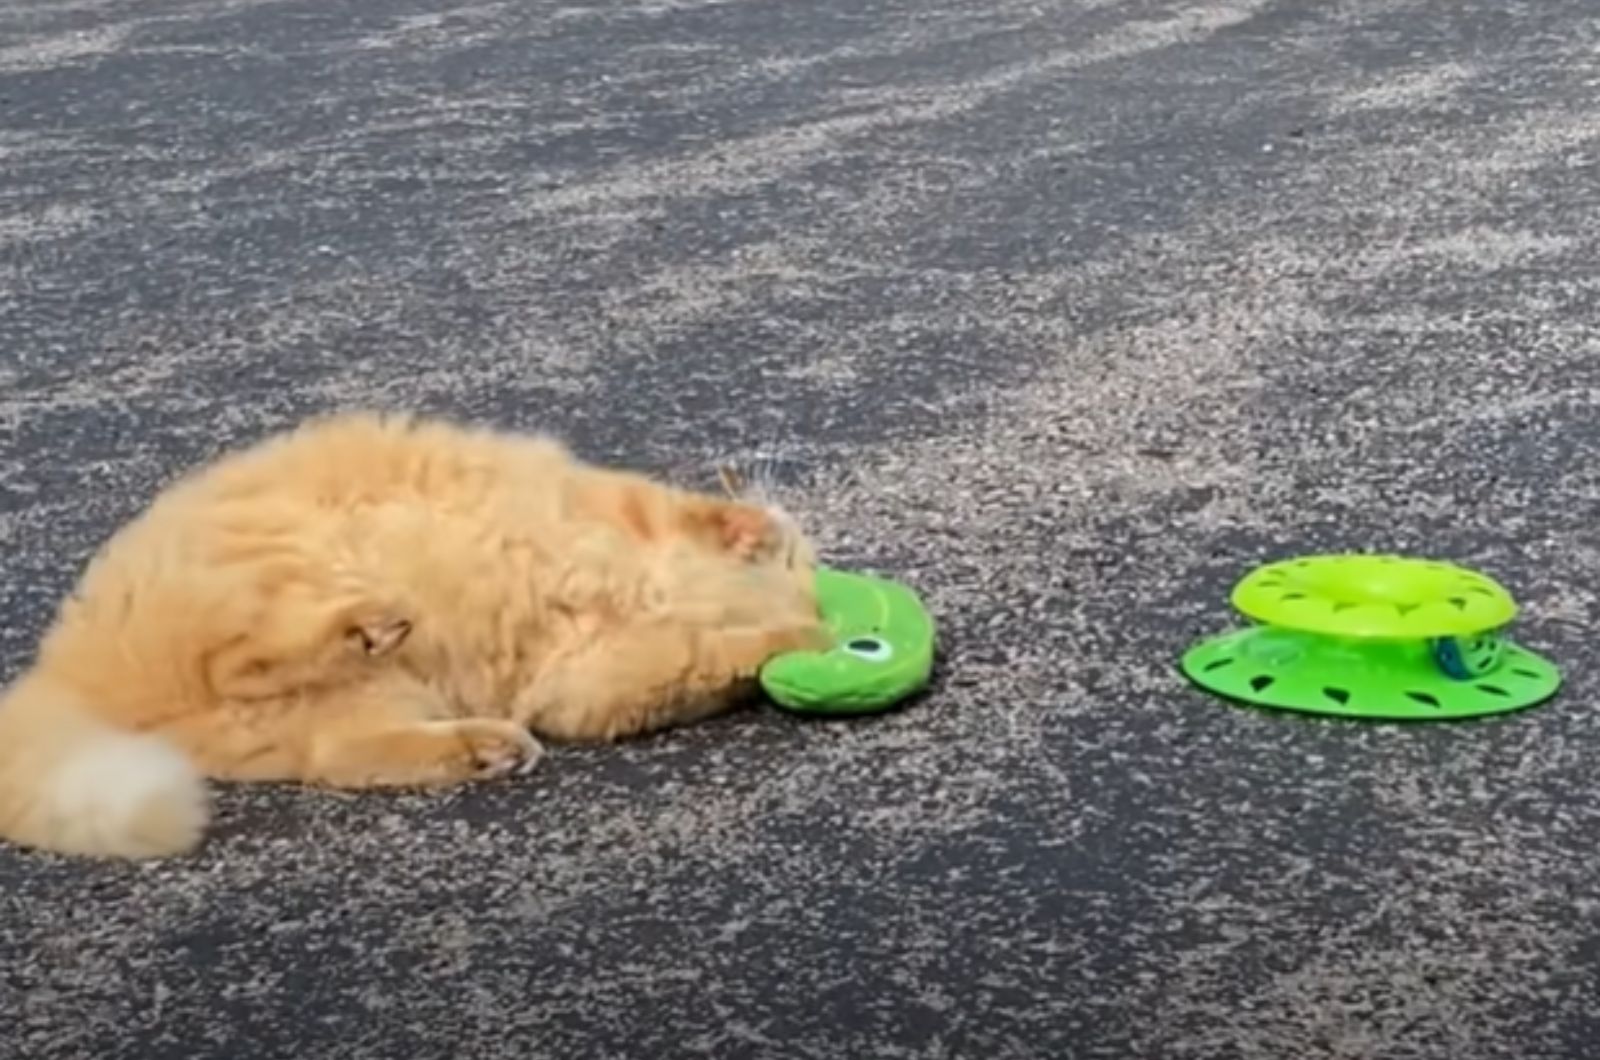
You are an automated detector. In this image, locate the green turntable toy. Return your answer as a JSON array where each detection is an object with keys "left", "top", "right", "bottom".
[{"left": 1181, "top": 554, "right": 1562, "bottom": 721}]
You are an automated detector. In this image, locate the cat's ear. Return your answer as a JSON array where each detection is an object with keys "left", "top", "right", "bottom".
[{"left": 693, "top": 500, "right": 779, "bottom": 560}]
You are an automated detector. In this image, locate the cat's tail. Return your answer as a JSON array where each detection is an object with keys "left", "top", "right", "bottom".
[{"left": 0, "top": 673, "right": 209, "bottom": 859}]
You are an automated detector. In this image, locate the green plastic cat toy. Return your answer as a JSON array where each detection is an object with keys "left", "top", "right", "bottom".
[{"left": 759, "top": 566, "right": 936, "bottom": 715}]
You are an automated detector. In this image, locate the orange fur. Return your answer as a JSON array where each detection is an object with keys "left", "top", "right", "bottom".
[{"left": 0, "top": 413, "right": 823, "bottom": 859}]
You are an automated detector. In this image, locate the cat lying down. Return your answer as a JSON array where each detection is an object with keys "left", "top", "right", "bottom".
[{"left": 0, "top": 413, "right": 824, "bottom": 860}]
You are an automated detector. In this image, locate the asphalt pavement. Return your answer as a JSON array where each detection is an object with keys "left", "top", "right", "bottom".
[{"left": 3, "top": 1, "right": 1600, "bottom": 1057}]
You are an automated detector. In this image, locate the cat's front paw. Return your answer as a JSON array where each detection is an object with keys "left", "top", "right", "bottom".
[
  {"left": 448, "top": 719, "right": 545, "bottom": 779},
  {"left": 307, "top": 717, "right": 545, "bottom": 789}
]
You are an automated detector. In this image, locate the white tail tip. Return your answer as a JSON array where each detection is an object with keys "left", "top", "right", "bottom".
[{"left": 39, "top": 732, "right": 209, "bottom": 860}]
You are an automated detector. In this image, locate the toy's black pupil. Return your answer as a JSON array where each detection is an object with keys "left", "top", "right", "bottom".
[{"left": 847, "top": 638, "right": 882, "bottom": 653}]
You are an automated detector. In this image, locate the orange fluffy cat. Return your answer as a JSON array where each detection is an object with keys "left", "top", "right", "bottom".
[{"left": 0, "top": 413, "right": 823, "bottom": 860}]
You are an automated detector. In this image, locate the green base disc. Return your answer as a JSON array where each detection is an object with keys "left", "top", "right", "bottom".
[{"left": 1181, "top": 626, "right": 1561, "bottom": 721}]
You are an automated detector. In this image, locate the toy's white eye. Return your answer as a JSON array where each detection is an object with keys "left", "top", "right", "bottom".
[{"left": 843, "top": 637, "right": 893, "bottom": 662}]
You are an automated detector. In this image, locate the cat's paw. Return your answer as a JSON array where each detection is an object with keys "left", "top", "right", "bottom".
[
  {"left": 308, "top": 717, "right": 544, "bottom": 789},
  {"left": 448, "top": 719, "right": 544, "bottom": 779}
]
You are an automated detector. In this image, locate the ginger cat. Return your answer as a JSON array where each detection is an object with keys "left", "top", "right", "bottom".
[{"left": 0, "top": 413, "right": 824, "bottom": 860}]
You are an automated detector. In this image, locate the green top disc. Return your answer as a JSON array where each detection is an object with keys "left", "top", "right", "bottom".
[{"left": 1232, "top": 554, "right": 1517, "bottom": 640}]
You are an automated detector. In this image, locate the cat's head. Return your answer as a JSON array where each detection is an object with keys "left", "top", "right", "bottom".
[
  {"left": 709, "top": 461, "right": 817, "bottom": 577},
  {"left": 700, "top": 496, "right": 818, "bottom": 582}
]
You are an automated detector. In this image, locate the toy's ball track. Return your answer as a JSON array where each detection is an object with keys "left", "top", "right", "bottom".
[{"left": 1182, "top": 555, "right": 1561, "bottom": 721}]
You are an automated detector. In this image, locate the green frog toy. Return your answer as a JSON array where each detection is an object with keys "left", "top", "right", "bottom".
[{"left": 759, "top": 567, "right": 936, "bottom": 715}]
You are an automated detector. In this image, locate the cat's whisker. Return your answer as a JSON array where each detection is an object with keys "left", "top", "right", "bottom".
[{"left": 716, "top": 464, "right": 745, "bottom": 500}]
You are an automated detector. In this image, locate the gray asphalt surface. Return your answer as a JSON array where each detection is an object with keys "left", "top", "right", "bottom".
[{"left": 4, "top": 1, "right": 1600, "bottom": 1057}]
